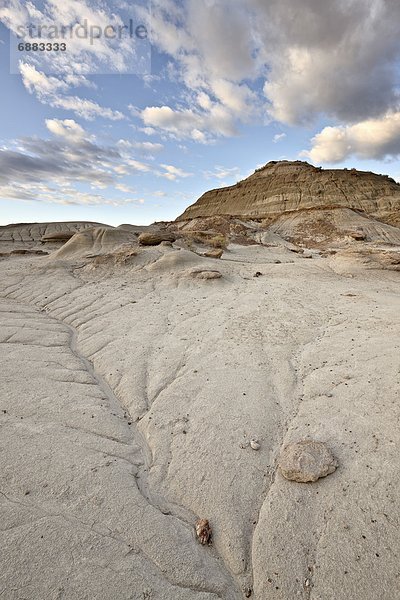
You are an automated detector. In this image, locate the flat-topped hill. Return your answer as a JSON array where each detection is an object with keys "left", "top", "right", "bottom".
[{"left": 177, "top": 161, "right": 400, "bottom": 226}]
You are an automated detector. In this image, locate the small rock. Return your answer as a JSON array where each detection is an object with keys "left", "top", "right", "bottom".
[
  {"left": 253, "top": 271, "right": 263, "bottom": 277},
  {"left": 195, "top": 518, "right": 212, "bottom": 545},
  {"left": 349, "top": 230, "right": 367, "bottom": 241},
  {"left": 203, "top": 248, "right": 224, "bottom": 259},
  {"left": 138, "top": 232, "right": 176, "bottom": 246},
  {"left": 250, "top": 440, "right": 261, "bottom": 451},
  {"left": 279, "top": 440, "right": 338, "bottom": 483},
  {"left": 10, "top": 249, "right": 48, "bottom": 256},
  {"left": 189, "top": 269, "right": 222, "bottom": 280}
]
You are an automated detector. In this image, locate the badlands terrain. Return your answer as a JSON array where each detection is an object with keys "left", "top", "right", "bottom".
[{"left": 1, "top": 161, "right": 400, "bottom": 599}]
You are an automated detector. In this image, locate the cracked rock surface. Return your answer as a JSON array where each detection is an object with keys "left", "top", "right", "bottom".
[{"left": 0, "top": 236, "right": 399, "bottom": 599}]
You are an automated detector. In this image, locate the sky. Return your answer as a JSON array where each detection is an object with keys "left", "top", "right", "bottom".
[{"left": 0, "top": 0, "right": 400, "bottom": 226}]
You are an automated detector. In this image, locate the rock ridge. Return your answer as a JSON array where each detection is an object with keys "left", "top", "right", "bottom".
[{"left": 177, "top": 160, "right": 400, "bottom": 226}]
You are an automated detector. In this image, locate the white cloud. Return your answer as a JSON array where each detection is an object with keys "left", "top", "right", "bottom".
[
  {"left": 5, "top": 0, "right": 400, "bottom": 159},
  {"left": 126, "top": 159, "right": 151, "bottom": 172},
  {"left": 0, "top": 181, "right": 143, "bottom": 207},
  {"left": 45, "top": 119, "right": 86, "bottom": 141},
  {"left": 3, "top": 1, "right": 145, "bottom": 122},
  {"left": 3, "top": 0, "right": 148, "bottom": 78},
  {"left": 117, "top": 139, "right": 164, "bottom": 154},
  {"left": 115, "top": 183, "right": 137, "bottom": 193},
  {"left": 65, "top": 74, "right": 97, "bottom": 89},
  {"left": 305, "top": 112, "right": 400, "bottom": 163},
  {"left": 136, "top": 141, "right": 163, "bottom": 153},
  {"left": 140, "top": 104, "right": 238, "bottom": 141},
  {"left": 273, "top": 133, "right": 287, "bottom": 143},
  {"left": 20, "top": 63, "right": 123, "bottom": 121},
  {"left": 54, "top": 191, "right": 140, "bottom": 207},
  {"left": 159, "top": 164, "right": 193, "bottom": 181},
  {"left": 140, "top": 127, "right": 157, "bottom": 136},
  {"left": 210, "top": 79, "right": 257, "bottom": 116},
  {"left": 114, "top": 165, "right": 128, "bottom": 175},
  {"left": 20, "top": 62, "right": 68, "bottom": 95},
  {"left": 0, "top": 119, "right": 162, "bottom": 205},
  {"left": 258, "top": 0, "right": 400, "bottom": 125},
  {"left": 191, "top": 129, "right": 207, "bottom": 143},
  {"left": 137, "top": 0, "right": 400, "bottom": 139},
  {"left": 141, "top": 106, "right": 197, "bottom": 132},
  {"left": 203, "top": 166, "right": 241, "bottom": 180},
  {"left": 51, "top": 95, "right": 124, "bottom": 121},
  {"left": 113, "top": 158, "right": 192, "bottom": 182},
  {"left": 196, "top": 92, "right": 212, "bottom": 111}
]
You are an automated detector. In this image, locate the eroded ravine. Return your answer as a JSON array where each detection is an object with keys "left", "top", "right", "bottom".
[
  {"left": 0, "top": 281, "right": 244, "bottom": 599},
  {"left": 1, "top": 257, "right": 301, "bottom": 598},
  {"left": 0, "top": 257, "right": 333, "bottom": 599},
  {"left": 2, "top": 251, "right": 400, "bottom": 600}
]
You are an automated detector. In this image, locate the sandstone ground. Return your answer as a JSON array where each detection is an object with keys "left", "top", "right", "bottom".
[{"left": 1, "top": 231, "right": 399, "bottom": 599}]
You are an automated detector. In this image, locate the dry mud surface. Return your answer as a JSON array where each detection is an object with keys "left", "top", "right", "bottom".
[{"left": 1, "top": 240, "right": 399, "bottom": 599}]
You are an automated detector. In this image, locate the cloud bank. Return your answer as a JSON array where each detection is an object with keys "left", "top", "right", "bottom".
[
  {"left": 2, "top": 0, "right": 400, "bottom": 163},
  {"left": 0, "top": 119, "right": 189, "bottom": 205},
  {"left": 141, "top": 0, "right": 400, "bottom": 157},
  {"left": 306, "top": 112, "right": 400, "bottom": 163}
]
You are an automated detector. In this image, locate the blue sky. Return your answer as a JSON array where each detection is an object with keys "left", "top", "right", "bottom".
[{"left": 0, "top": 0, "right": 400, "bottom": 226}]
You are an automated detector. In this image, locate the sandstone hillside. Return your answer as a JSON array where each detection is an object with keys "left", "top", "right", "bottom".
[{"left": 177, "top": 161, "right": 400, "bottom": 226}]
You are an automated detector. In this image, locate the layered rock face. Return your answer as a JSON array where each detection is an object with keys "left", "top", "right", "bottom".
[
  {"left": 0, "top": 221, "right": 105, "bottom": 243},
  {"left": 177, "top": 161, "right": 400, "bottom": 225}
]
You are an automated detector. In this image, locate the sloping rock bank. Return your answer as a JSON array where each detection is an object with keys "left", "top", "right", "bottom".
[{"left": 177, "top": 161, "right": 400, "bottom": 227}]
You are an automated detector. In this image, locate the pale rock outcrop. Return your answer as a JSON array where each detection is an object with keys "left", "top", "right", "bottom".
[
  {"left": 0, "top": 221, "right": 104, "bottom": 243},
  {"left": 49, "top": 227, "right": 137, "bottom": 260}
]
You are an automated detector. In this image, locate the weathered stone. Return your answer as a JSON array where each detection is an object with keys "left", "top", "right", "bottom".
[
  {"left": 302, "top": 250, "right": 314, "bottom": 258},
  {"left": 138, "top": 232, "right": 176, "bottom": 246},
  {"left": 203, "top": 248, "right": 224, "bottom": 259},
  {"left": 195, "top": 519, "right": 212, "bottom": 545},
  {"left": 279, "top": 440, "right": 338, "bottom": 483},
  {"left": 189, "top": 269, "right": 222, "bottom": 280},
  {"left": 349, "top": 230, "right": 367, "bottom": 241}
]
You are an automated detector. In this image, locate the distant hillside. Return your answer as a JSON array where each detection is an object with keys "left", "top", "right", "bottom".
[{"left": 177, "top": 161, "right": 400, "bottom": 227}]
